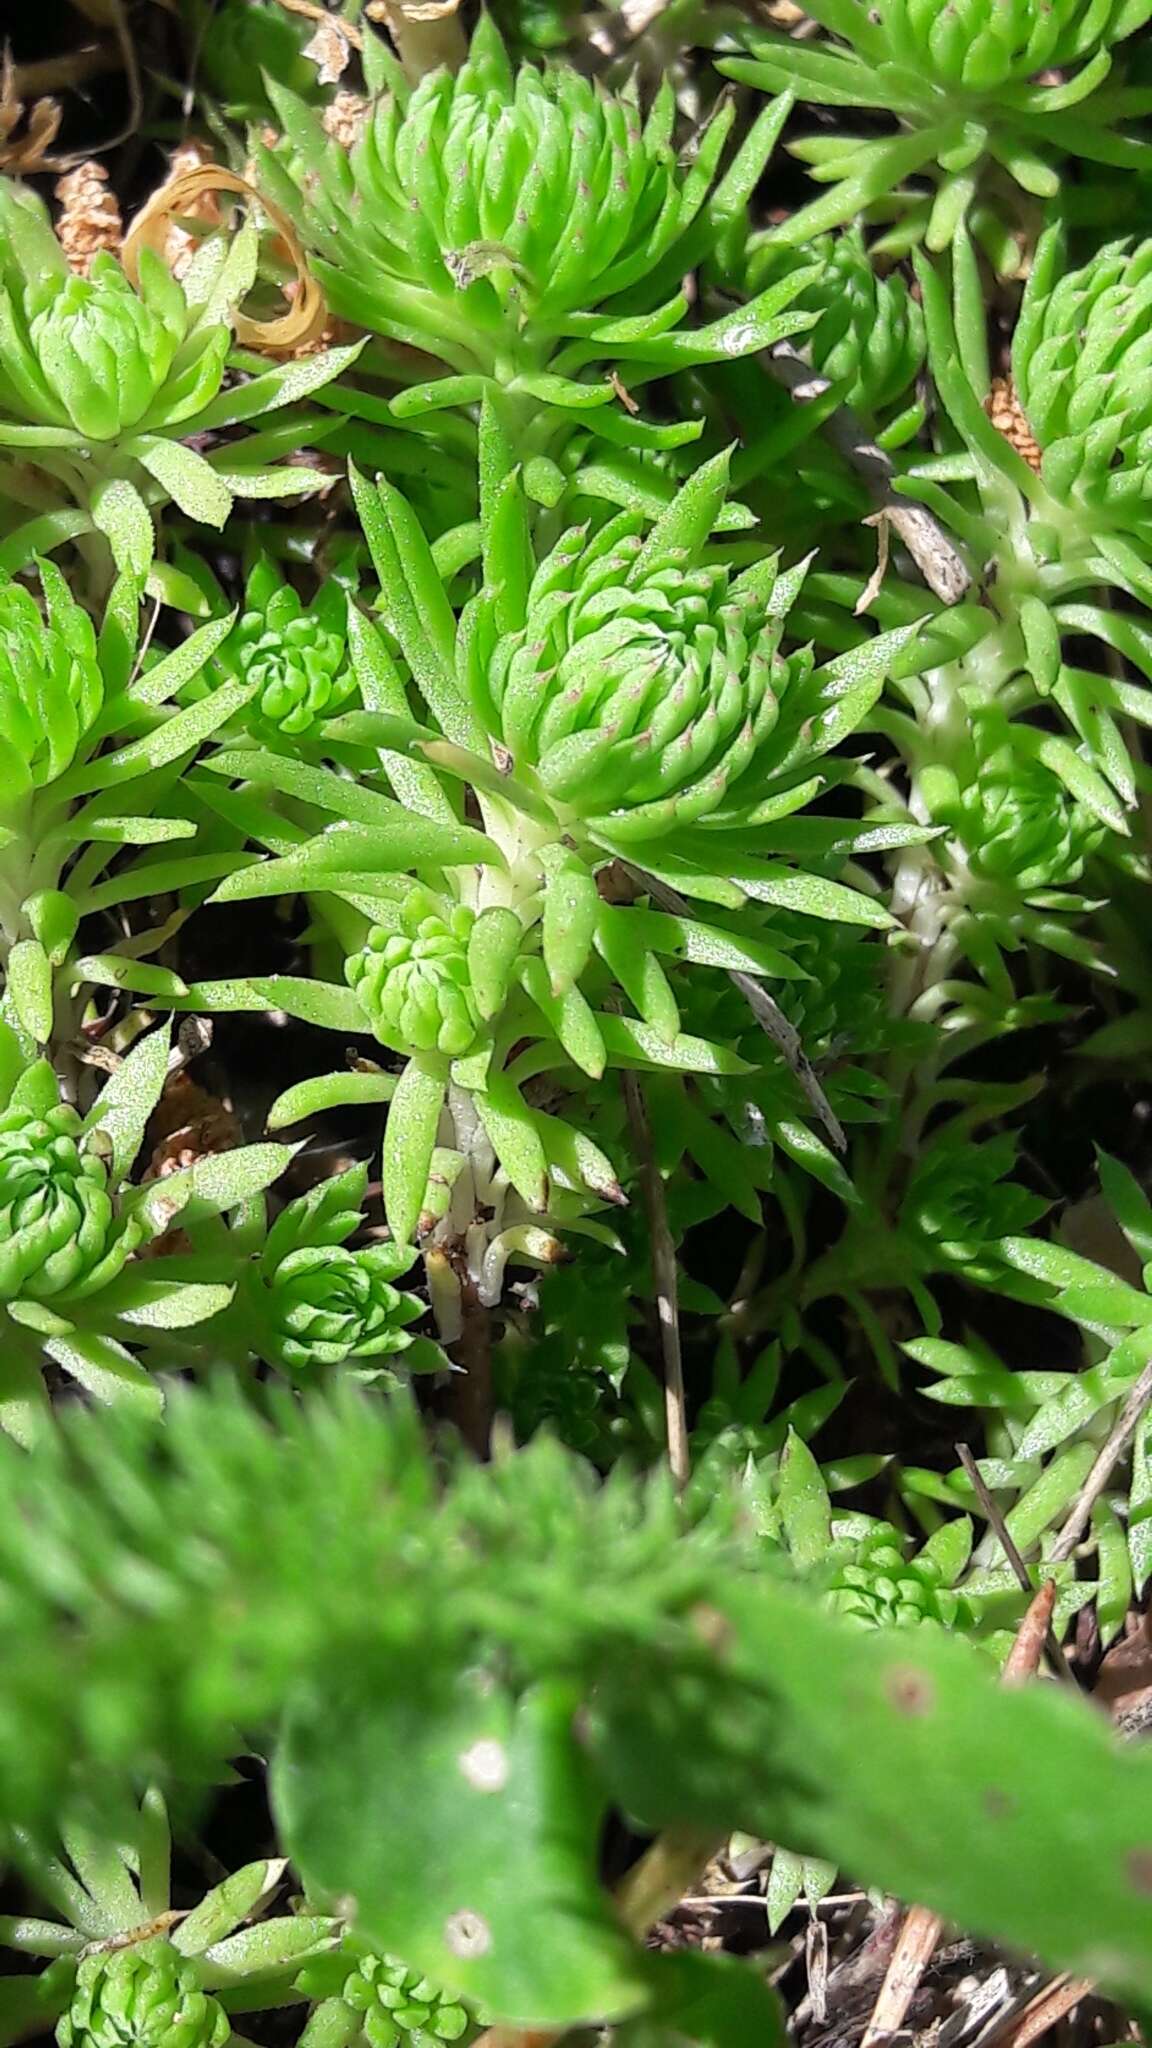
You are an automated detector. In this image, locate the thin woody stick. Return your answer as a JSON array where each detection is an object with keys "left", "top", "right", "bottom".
[
  {"left": 956, "top": 1445, "right": 1077, "bottom": 1685},
  {"left": 1050, "top": 1355, "right": 1152, "bottom": 1565},
  {"left": 983, "top": 1973, "right": 1096, "bottom": 2048},
  {"left": 766, "top": 341, "right": 971, "bottom": 608}
]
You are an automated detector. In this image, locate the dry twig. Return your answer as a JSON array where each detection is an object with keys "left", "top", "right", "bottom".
[
  {"left": 1049, "top": 1354, "right": 1152, "bottom": 1564},
  {"left": 766, "top": 341, "right": 971, "bottom": 607},
  {"left": 981, "top": 1973, "right": 1096, "bottom": 2048},
  {"left": 956, "top": 1445, "right": 1077, "bottom": 1684}
]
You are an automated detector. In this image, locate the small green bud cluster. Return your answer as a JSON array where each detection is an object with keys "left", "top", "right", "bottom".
[
  {"left": 0, "top": 1102, "right": 123, "bottom": 1302},
  {"left": 342, "top": 1953, "right": 470, "bottom": 2048},
  {"left": 826, "top": 1525, "right": 972, "bottom": 1631},
  {"left": 902, "top": 1136, "right": 1046, "bottom": 1278},
  {"left": 1014, "top": 237, "right": 1152, "bottom": 530},
  {"left": 232, "top": 583, "right": 354, "bottom": 741},
  {"left": 266, "top": 1241, "right": 421, "bottom": 1370},
  {"left": 57, "top": 1941, "right": 229, "bottom": 2048},
  {"left": 868, "top": 0, "right": 1144, "bottom": 94},
  {"left": 746, "top": 230, "right": 925, "bottom": 418},
  {"left": 963, "top": 748, "right": 1104, "bottom": 892},
  {"left": 348, "top": 896, "right": 481, "bottom": 1058},
  {"left": 30, "top": 261, "right": 190, "bottom": 442}
]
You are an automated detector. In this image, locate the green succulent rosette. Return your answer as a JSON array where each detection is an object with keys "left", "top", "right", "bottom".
[
  {"left": 226, "top": 563, "right": 355, "bottom": 744},
  {"left": 958, "top": 743, "right": 1104, "bottom": 893},
  {"left": 0, "top": 1101, "right": 131, "bottom": 1303},
  {"left": 0, "top": 181, "right": 357, "bottom": 578},
  {"left": 242, "top": 1164, "right": 424, "bottom": 1375},
  {"left": 342, "top": 1952, "right": 471, "bottom": 2048},
  {"left": 744, "top": 230, "right": 925, "bottom": 420},
  {"left": 901, "top": 1134, "right": 1047, "bottom": 1281},
  {"left": 56, "top": 1941, "right": 230, "bottom": 2048},
  {"left": 253, "top": 13, "right": 813, "bottom": 438},
  {"left": 29, "top": 260, "right": 195, "bottom": 444},
  {"left": 826, "top": 1524, "right": 975, "bottom": 1631},
  {"left": 854, "top": 0, "right": 1145, "bottom": 93},
  {"left": 0, "top": 568, "right": 103, "bottom": 801},
  {"left": 1013, "top": 231, "right": 1152, "bottom": 539},
  {"left": 479, "top": 504, "right": 800, "bottom": 844},
  {"left": 348, "top": 897, "right": 483, "bottom": 1059},
  {"left": 719, "top": 0, "right": 1152, "bottom": 267},
  {"left": 264, "top": 1242, "right": 422, "bottom": 1370}
]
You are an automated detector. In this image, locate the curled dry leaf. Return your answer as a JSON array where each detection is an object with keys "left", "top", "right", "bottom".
[
  {"left": 123, "top": 164, "right": 329, "bottom": 352},
  {"left": 148, "top": 140, "right": 223, "bottom": 280}
]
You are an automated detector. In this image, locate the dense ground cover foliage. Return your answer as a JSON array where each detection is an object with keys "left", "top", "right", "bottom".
[{"left": 4, "top": 2, "right": 1152, "bottom": 2043}]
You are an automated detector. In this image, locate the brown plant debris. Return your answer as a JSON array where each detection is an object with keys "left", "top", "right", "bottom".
[
  {"left": 323, "top": 90, "right": 371, "bottom": 148},
  {"left": 303, "top": 19, "right": 352, "bottom": 84},
  {"left": 124, "top": 162, "right": 329, "bottom": 352},
  {"left": 985, "top": 376, "right": 1043, "bottom": 473},
  {"left": 142, "top": 1074, "right": 243, "bottom": 1259},
  {"left": 0, "top": 53, "right": 63, "bottom": 171},
  {"left": 54, "top": 160, "right": 123, "bottom": 275}
]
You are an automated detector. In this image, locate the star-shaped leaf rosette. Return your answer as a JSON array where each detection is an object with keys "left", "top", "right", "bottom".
[
  {"left": 252, "top": 14, "right": 818, "bottom": 516},
  {"left": 0, "top": 556, "right": 269, "bottom": 1051},
  {"left": 0, "top": 1023, "right": 294, "bottom": 1446},
  {"left": 0, "top": 1787, "right": 339, "bottom": 2048},
  {"left": 718, "top": 0, "right": 1152, "bottom": 270},
  {"left": 857, "top": 222, "right": 1152, "bottom": 951},
  {"left": 179, "top": 414, "right": 913, "bottom": 1305},
  {"left": 0, "top": 181, "right": 359, "bottom": 588}
]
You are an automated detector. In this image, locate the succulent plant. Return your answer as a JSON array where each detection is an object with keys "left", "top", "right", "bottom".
[
  {"left": 0, "top": 1099, "right": 129, "bottom": 1303},
  {"left": 743, "top": 230, "right": 925, "bottom": 421},
  {"left": 0, "top": 1029, "right": 301, "bottom": 1442},
  {"left": 901, "top": 1133, "right": 1047, "bottom": 1281},
  {"left": 342, "top": 1951, "right": 472, "bottom": 2048},
  {"left": 255, "top": 13, "right": 814, "bottom": 455},
  {"left": 56, "top": 1941, "right": 230, "bottom": 2048},
  {"left": 826, "top": 1523, "right": 976, "bottom": 1631},
  {"left": 0, "top": 574, "right": 102, "bottom": 799},
  {"left": 227, "top": 562, "right": 356, "bottom": 744},
  {"left": 1012, "top": 232, "right": 1152, "bottom": 541},
  {"left": 720, "top": 0, "right": 1152, "bottom": 264},
  {"left": 232, "top": 1165, "right": 428, "bottom": 1377},
  {"left": 349, "top": 897, "right": 483, "bottom": 1059},
  {"left": 479, "top": 503, "right": 801, "bottom": 843},
  {"left": 193, "top": 0, "right": 320, "bottom": 118},
  {"left": 0, "top": 182, "right": 357, "bottom": 578},
  {"left": 201, "top": 432, "right": 907, "bottom": 1252},
  {"left": 942, "top": 719, "right": 1105, "bottom": 893}
]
